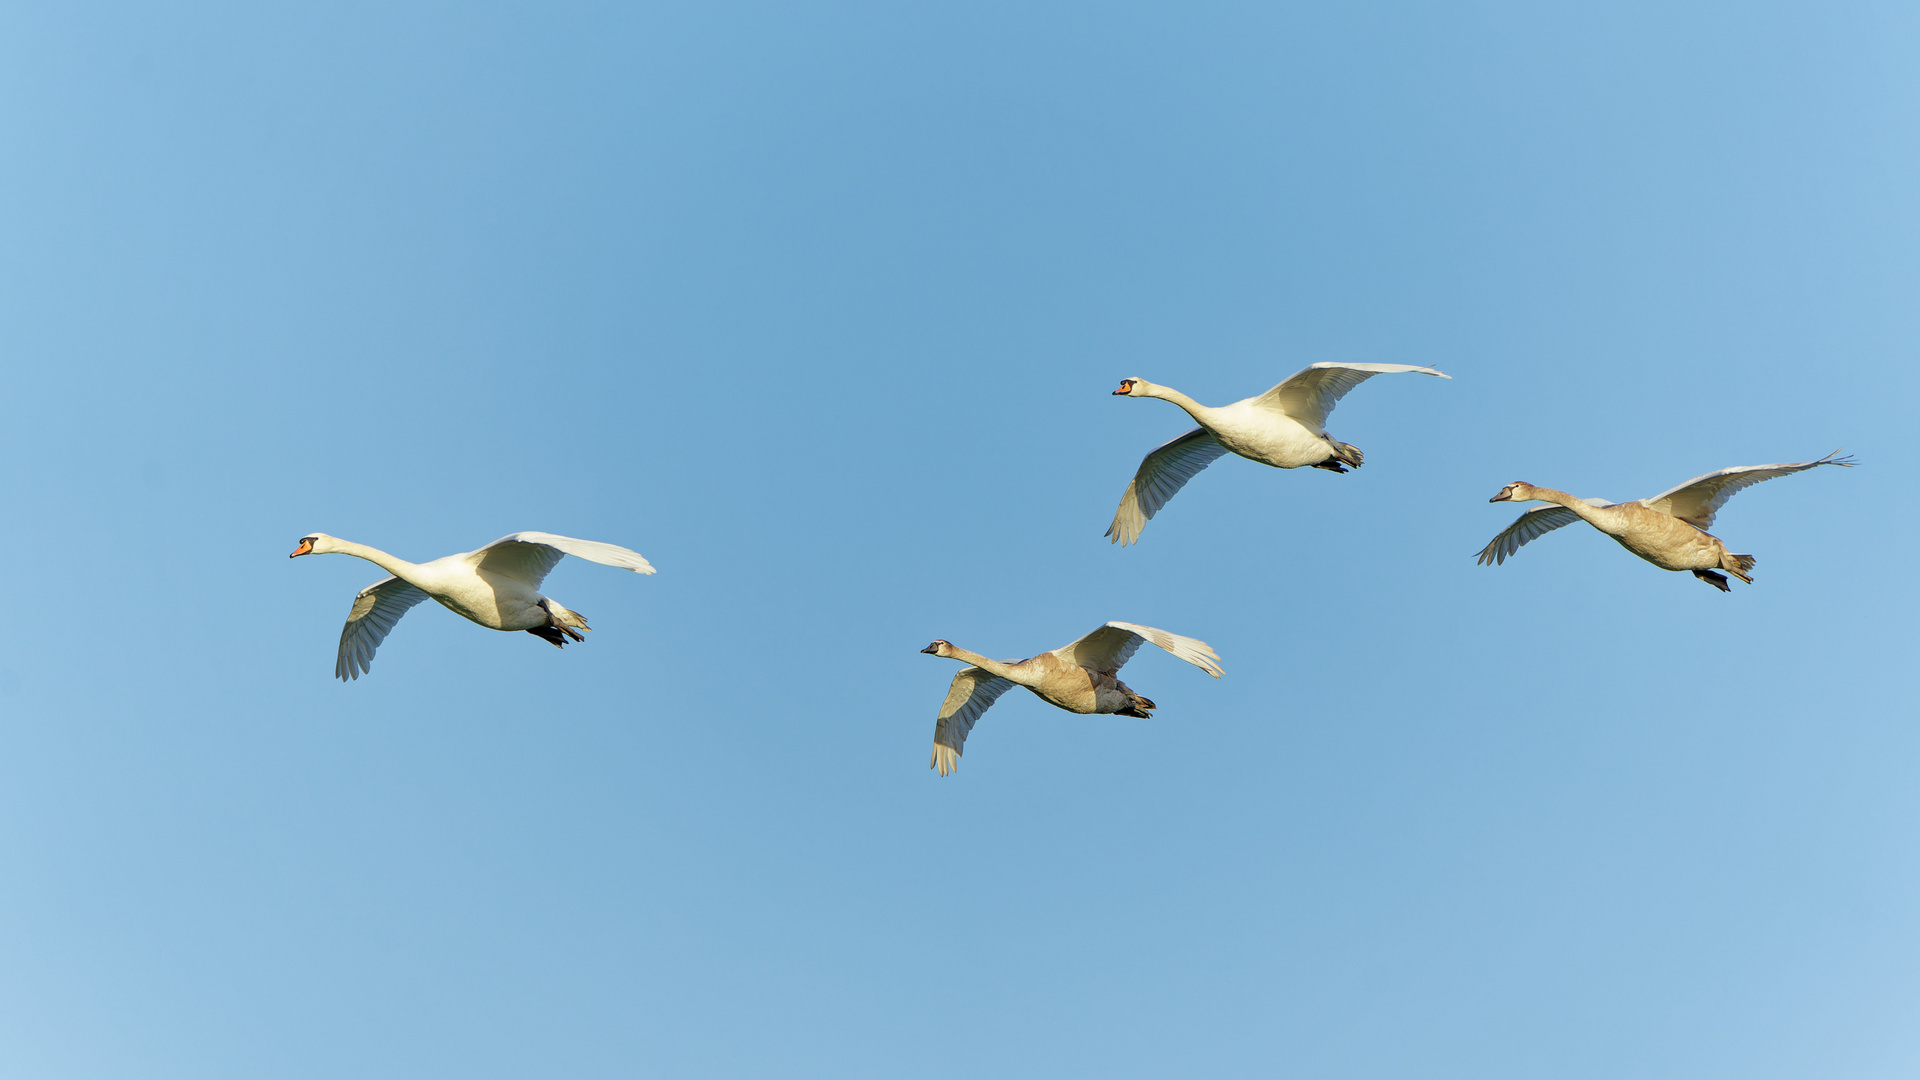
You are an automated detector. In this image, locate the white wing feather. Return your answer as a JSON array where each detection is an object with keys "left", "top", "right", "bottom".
[
  {"left": 1107, "top": 428, "right": 1231, "bottom": 546},
  {"left": 1253, "top": 362, "right": 1450, "bottom": 429},
  {"left": 1642, "top": 452, "right": 1854, "bottom": 529},
  {"left": 1474, "top": 501, "right": 1611, "bottom": 566},
  {"left": 1051, "top": 621, "right": 1225, "bottom": 678},
  {"left": 930, "top": 668, "right": 1017, "bottom": 776},
  {"left": 469, "top": 531, "right": 656, "bottom": 588},
  {"left": 336, "top": 577, "right": 431, "bottom": 681}
]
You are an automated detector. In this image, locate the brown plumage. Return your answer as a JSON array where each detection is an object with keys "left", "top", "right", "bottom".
[
  {"left": 919, "top": 622, "right": 1224, "bottom": 776},
  {"left": 1477, "top": 452, "right": 1853, "bottom": 590}
]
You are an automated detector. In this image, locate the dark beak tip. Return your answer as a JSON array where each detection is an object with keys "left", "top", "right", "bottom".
[{"left": 920, "top": 645, "right": 938, "bottom": 654}]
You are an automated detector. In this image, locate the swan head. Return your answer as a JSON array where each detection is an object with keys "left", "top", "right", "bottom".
[
  {"left": 1489, "top": 483, "right": 1537, "bottom": 503},
  {"left": 290, "top": 533, "right": 336, "bottom": 558},
  {"left": 1112, "top": 377, "right": 1151, "bottom": 397},
  {"left": 921, "top": 640, "right": 953, "bottom": 657}
]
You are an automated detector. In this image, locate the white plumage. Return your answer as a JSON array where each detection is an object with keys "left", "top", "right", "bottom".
[
  {"left": 291, "top": 531, "right": 656, "bottom": 680},
  {"left": 1108, "top": 363, "right": 1451, "bottom": 545}
]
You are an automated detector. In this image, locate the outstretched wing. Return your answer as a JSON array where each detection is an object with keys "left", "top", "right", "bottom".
[
  {"left": 1106, "top": 428, "right": 1231, "bottom": 546},
  {"left": 468, "top": 531, "right": 656, "bottom": 588},
  {"left": 1474, "top": 501, "right": 1609, "bottom": 566},
  {"left": 1050, "top": 621, "right": 1225, "bottom": 678},
  {"left": 336, "top": 576, "right": 431, "bottom": 681},
  {"left": 1253, "top": 362, "right": 1450, "bottom": 430},
  {"left": 1643, "top": 451, "right": 1854, "bottom": 530},
  {"left": 931, "top": 668, "right": 1017, "bottom": 776}
]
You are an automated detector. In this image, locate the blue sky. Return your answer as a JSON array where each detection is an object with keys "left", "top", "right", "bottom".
[{"left": 3, "top": 1, "right": 1917, "bottom": 1076}]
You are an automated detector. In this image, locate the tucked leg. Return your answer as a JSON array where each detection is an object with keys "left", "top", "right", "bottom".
[{"left": 1692, "top": 569, "right": 1732, "bottom": 592}]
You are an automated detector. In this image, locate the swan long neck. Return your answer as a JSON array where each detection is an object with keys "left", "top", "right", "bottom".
[
  {"left": 328, "top": 539, "right": 420, "bottom": 580},
  {"left": 1527, "top": 487, "right": 1608, "bottom": 524},
  {"left": 1143, "top": 383, "right": 1213, "bottom": 424},
  {"left": 945, "top": 646, "right": 1022, "bottom": 681}
]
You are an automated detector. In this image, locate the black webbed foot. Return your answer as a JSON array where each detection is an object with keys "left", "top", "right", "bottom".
[{"left": 1692, "top": 570, "right": 1732, "bottom": 592}]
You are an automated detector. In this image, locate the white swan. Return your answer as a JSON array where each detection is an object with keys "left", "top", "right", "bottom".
[
  {"left": 921, "top": 622, "right": 1224, "bottom": 775},
  {"left": 1476, "top": 452, "right": 1854, "bottom": 590},
  {"left": 290, "top": 532, "right": 656, "bottom": 679},
  {"left": 1107, "top": 363, "right": 1451, "bottom": 544}
]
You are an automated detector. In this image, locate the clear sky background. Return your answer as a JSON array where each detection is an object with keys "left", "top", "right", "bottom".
[{"left": 3, "top": 1, "right": 1917, "bottom": 1077}]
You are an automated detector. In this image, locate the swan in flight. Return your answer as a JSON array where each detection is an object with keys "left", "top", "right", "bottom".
[
  {"left": 921, "top": 621, "right": 1224, "bottom": 775},
  {"left": 1107, "top": 363, "right": 1450, "bottom": 545},
  {"left": 1476, "top": 452, "right": 1854, "bottom": 590},
  {"left": 290, "top": 531, "right": 656, "bottom": 679}
]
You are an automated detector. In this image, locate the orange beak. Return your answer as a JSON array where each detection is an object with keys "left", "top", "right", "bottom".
[
  {"left": 290, "top": 538, "right": 314, "bottom": 557},
  {"left": 1111, "top": 382, "right": 1131, "bottom": 395}
]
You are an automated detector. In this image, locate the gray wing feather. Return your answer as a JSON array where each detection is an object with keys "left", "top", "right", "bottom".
[
  {"left": 1475, "top": 500, "right": 1611, "bottom": 566},
  {"left": 931, "top": 669, "right": 1017, "bottom": 776},
  {"left": 1107, "top": 428, "right": 1231, "bottom": 546},
  {"left": 336, "top": 577, "right": 431, "bottom": 681}
]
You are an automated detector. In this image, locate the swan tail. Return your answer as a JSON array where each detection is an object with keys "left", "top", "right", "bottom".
[
  {"left": 1312, "top": 441, "right": 1363, "bottom": 472},
  {"left": 1692, "top": 569, "right": 1733, "bottom": 592},
  {"left": 536, "top": 600, "right": 590, "bottom": 644},
  {"left": 1722, "top": 553, "right": 1756, "bottom": 583}
]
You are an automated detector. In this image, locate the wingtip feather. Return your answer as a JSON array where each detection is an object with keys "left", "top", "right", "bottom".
[{"left": 931, "top": 745, "right": 959, "bottom": 776}]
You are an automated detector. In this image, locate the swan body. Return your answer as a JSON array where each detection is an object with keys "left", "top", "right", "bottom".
[
  {"left": 290, "top": 531, "right": 656, "bottom": 679},
  {"left": 920, "top": 621, "right": 1224, "bottom": 775},
  {"left": 1477, "top": 452, "right": 1854, "bottom": 590},
  {"left": 1108, "top": 363, "right": 1450, "bottom": 545}
]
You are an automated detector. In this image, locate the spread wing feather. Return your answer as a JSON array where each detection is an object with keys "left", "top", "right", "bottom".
[
  {"left": 930, "top": 669, "right": 1017, "bottom": 776},
  {"left": 1643, "top": 452, "right": 1854, "bottom": 530},
  {"left": 1107, "top": 428, "right": 1231, "bottom": 546},
  {"left": 336, "top": 577, "right": 431, "bottom": 681},
  {"left": 1253, "top": 362, "right": 1450, "bottom": 429},
  {"left": 1475, "top": 500, "right": 1612, "bottom": 566},
  {"left": 469, "top": 531, "right": 656, "bottom": 588},
  {"left": 1051, "top": 621, "right": 1225, "bottom": 678}
]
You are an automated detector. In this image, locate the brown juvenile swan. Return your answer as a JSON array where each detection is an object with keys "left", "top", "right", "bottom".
[
  {"left": 1476, "top": 452, "right": 1854, "bottom": 590},
  {"left": 920, "top": 622, "right": 1224, "bottom": 775}
]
